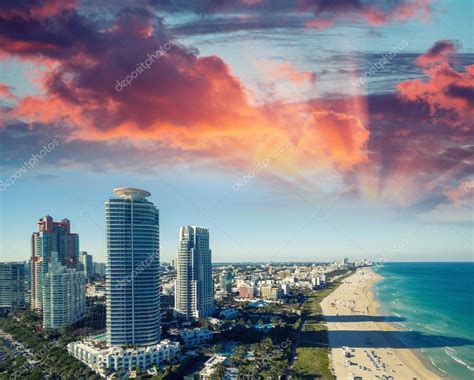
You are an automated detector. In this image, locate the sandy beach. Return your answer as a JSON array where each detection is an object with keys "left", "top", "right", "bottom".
[{"left": 321, "top": 268, "right": 443, "bottom": 380}]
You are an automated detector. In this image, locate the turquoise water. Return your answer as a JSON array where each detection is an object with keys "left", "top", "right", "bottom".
[{"left": 375, "top": 263, "right": 474, "bottom": 379}]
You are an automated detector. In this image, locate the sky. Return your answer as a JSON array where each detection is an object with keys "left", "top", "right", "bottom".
[{"left": 0, "top": 0, "right": 472, "bottom": 264}]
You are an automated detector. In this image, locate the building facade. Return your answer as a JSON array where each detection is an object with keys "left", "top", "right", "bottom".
[
  {"left": 175, "top": 226, "right": 214, "bottom": 319},
  {"left": 31, "top": 216, "right": 79, "bottom": 311},
  {"left": 80, "top": 251, "right": 94, "bottom": 281},
  {"left": 42, "top": 253, "right": 86, "bottom": 329},
  {"left": 0, "top": 262, "right": 27, "bottom": 310},
  {"left": 105, "top": 188, "right": 160, "bottom": 346}
]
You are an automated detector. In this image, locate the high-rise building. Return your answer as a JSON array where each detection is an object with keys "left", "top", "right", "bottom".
[
  {"left": 175, "top": 226, "right": 214, "bottom": 319},
  {"left": 0, "top": 262, "right": 27, "bottom": 310},
  {"left": 31, "top": 215, "right": 80, "bottom": 311},
  {"left": 80, "top": 251, "right": 94, "bottom": 281},
  {"left": 93, "top": 262, "right": 106, "bottom": 278},
  {"left": 106, "top": 188, "right": 160, "bottom": 346},
  {"left": 43, "top": 253, "right": 86, "bottom": 329}
]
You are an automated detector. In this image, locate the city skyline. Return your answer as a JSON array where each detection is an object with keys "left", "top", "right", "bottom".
[{"left": 0, "top": 0, "right": 473, "bottom": 263}]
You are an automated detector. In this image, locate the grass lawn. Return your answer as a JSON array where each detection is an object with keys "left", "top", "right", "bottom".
[
  {"left": 294, "top": 346, "right": 332, "bottom": 379},
  {"left": 293, "top": 271, "right": 355, "bottom": 379}
]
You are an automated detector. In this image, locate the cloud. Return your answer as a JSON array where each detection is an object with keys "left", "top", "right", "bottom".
[
  {"left": 298, "top": 110, "right": 369, "bottom": 170},
  {"left": 415, "top": 39, "right": 460, "bottom": 67},
  {"left": 0, "top": 0, "right": 471, "bottom": 224},
  {"left": 163, "top": 0, "right": 432, "bottom": 35},
  {"left": 397, "top": 40, "right": 474, "bottom": 128}
]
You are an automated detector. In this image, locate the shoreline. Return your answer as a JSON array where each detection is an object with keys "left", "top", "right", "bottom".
[
  {"left": 368, "top": 270, "right": 450, "bottom": 379},
  {"left": 321, "top": 268, "right": 444, "bottom": 379},
  {"left": 369, "top": 269, "right": 453, "bottom": 380}
]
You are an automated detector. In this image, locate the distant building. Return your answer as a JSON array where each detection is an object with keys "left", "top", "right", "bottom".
[
  {"left": 175, "top": 226, "right": 214, "bottom": 319},
  {"left": 0, "top": 262, "right": 27, "bottom": 310},
  {"left": 31, "top": 215, "right": 79, "bottom": 311},
  {"left": 93, "top": 262, "right": 106, "bottom": 278},
  {"left": 42, "top": 253, "right": 86, "bottom": 329},
  {"left": 106, "top": 188, "right": 161, "bottom": 346},
  {"left": 260, "top": 285, "right": 280, "bottom": 300},
  {"left": 80, "top": 252, "right": 93, "bottom": 281},
  {"left": 343, "top": 257, "right": 349, "bottom": 265},
  {"left": 281, "top": 283, "right": 290, "bottom": 295},
  {"left": 219, "top": 269, "right": 233, "bottom": 293},
  {"left": 238, "top": 284, "right": 255, "bottom": 299}
]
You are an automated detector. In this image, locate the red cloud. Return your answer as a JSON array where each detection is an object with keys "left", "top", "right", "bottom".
[
  {"left": 298, "top": 111, "right": 370, "bottom": 170},
  {"left": 303, "top": 0, "right": 432, "bottom": 28},
  {"left": 397, "top": 40, "right": 474, "bottom": 128},
  {"left": 415, "top": 40, "right": 460, "bottom": 67}
]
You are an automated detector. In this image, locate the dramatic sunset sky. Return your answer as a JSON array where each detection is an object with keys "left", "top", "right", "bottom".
[{"left": 0, "top": 0, "right": 472, "bottom": 263}]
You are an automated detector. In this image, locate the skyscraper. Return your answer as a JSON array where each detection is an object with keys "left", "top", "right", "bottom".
[
  {"left": 31, "top": 216, "right": 79, "bottom": 311},
  {"left": 0, "top": 262, "right": 26, "bottom": 311},
  {"left": 79, "top": 251, "right": 94, "bottom": 281},
  {"left": 175, "top": 226, "right": 214, "bottom": 319},
  {"left": 43, "top": 253, "right": 86, "bottom": 329},
  {"left": 105, "top": 188, "right": 160, "bottom": 346}
]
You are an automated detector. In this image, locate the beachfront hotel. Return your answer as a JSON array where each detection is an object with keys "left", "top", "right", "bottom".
[
  {"left": 105, "top": 187, "right": 161, "bottom": 346},
  {"left": 175, "top": 226, "right": 215, "bottom": 319}
]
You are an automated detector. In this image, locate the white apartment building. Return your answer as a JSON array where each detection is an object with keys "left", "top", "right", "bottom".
[
  {"left": 67, "top": 338, "right": 180, "bottom": 373},
  {"left": 175, "top": 226, "right": 214, "bottom": 319},
  {"left": 42, "top": 252, "right": 86, "bottom": 329},
  {"left": 177, "top": 327, "right": 213, "bottom": 347}
]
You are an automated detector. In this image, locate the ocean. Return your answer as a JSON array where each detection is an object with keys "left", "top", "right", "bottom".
[{"left": 375, "top": 262, "right": 474, "bottom": 380}]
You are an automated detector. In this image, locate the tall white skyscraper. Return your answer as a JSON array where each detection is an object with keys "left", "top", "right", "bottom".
[
  {"left": 105, "top": 188, "right": 160, "bottom": 346},
  {"left": 175, "top": 226, "right": 214, "bottom": 319}
]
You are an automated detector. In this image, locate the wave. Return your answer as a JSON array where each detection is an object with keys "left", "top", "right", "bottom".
[
  {"left": 444, "top": 349, "right": 474, "bottom": 372},
  {"left": 428, "top": 356, "right": 448, "bottom": 374},
  {"left": 416, "top": 322, "right": 446, "bottom": 334},
  {"left": 394, "top": 322, "right": 406, "bottom": 328},
  {"left": 393, "top": 312, "right": 402, "bottom": 318},
  {"left": 445, "top": 346, "right": 456, "bottom": 353}
]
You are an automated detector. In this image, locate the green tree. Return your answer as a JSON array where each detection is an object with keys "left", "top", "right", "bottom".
[{"left": 210, "top": 363, "right": 226, "bottom": 380}]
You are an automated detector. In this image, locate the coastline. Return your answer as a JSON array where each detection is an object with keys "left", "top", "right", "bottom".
[
  {"left": 321, "top": 268, "right": 444, "bottom": 379},
  {"left": 368, "top": 270, "right": 450, "bottom": 379}
]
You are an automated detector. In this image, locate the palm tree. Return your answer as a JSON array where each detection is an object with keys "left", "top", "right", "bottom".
[{"left": 210, "top": 363, "right": 226, "bottom": 380}]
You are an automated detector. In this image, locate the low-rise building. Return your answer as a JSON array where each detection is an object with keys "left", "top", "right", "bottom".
[
  {"left": 176, "top": 328, "right": 213, "bottom": 347},
  {"left": 67, "top": 337, "right": 180, "bottom": 374},
  {"left": 219, "top": 308, "right": 241, "bottom": 320},
  {"left": 200, "top": 354, "right": 227, "bottom": 380}
]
